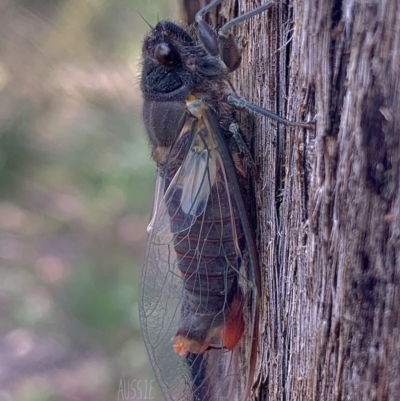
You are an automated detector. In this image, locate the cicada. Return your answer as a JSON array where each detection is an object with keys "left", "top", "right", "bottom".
[{"left": 139, "top": 1, "right": 310, "bottom": 400}]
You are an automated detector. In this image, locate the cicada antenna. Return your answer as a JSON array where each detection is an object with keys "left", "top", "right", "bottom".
[{"left": 137, "top": 10, "right": 153, "bottom": 29}]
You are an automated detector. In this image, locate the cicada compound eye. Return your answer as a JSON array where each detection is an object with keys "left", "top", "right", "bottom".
[{"left": 154, "top": 42, "right": 181, "bottom": 67}]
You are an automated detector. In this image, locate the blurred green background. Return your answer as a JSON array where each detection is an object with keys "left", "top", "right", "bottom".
[{"left": 0, "top": 0, "right": 177, "bottom": 400}]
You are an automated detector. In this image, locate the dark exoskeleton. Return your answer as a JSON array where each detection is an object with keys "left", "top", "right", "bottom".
[{"left": 139, "top": 1, "right": 312, "bottom": 400}]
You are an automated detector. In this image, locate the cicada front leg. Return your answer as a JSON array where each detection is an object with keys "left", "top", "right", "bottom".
[
  {"left": 195, "top": 0, "right": 314, "bottom": 129},
  {"left": 195, "top": 0, "right": 275, "bottom": 72}
]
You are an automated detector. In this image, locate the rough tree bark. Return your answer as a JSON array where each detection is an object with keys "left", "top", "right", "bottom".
[{"left": 180, "top": 1, "right": 400, "bottom": 400}]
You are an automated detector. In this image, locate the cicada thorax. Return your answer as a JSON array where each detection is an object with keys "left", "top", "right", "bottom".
[{"left": 159, "top": 104, "right": 246, "bottom": 356}]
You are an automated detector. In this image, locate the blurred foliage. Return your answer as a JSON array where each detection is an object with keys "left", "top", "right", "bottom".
[{"left": 0, "top": 0, "right": 177, "bottom": 400}]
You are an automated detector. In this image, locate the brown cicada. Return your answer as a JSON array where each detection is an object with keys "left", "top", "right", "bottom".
[{"left": 139, "top": 1, "right": 311, "bottom": 400}]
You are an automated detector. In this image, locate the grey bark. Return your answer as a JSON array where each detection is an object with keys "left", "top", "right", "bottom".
[{"left": 180, "top": 1, "right": 400, "bottom": 400}]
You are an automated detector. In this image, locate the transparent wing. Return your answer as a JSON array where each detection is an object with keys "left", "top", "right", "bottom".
[{"left": 139, "top": 107, "right": 257, "bottom": 401}]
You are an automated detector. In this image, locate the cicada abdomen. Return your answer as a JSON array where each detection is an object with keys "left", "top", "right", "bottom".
[
  {"left": 140, "top": 98, "right": 258, "bottom": 401},
  {"left": 164, "top": 115, "right": 246, "bottom": 358}
]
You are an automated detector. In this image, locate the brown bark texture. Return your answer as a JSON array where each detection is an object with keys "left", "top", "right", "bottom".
[{"left": 180, "top": 0, "right": 400, "bottom": 400}]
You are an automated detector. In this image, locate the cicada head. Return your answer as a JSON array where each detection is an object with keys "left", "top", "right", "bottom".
[
  {"left": 140, "top": 20, "right": 198, "bottom": 102},
  {"left": 141, "top": 19, "right": 226, "bottom": 100}
]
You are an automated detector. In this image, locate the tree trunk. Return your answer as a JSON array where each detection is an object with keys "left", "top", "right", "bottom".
[{"left": 180, "top": 1, "right": 400, "bottom": 400}]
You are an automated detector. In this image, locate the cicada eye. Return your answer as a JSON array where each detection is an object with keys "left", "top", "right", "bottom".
[{"left": 154, "top": 43, "right": 180, "bottom": 67}]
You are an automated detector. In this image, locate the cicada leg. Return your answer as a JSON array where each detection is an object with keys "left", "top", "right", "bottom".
[
  {"left": 195, "top": 0, "right": 275, "bottom": 72},
  {"left": 227, "top": 94, "right": 315, "bottom": 129},
  {"left": 195, "top": 1, "right": 314, "bottom": 129}
]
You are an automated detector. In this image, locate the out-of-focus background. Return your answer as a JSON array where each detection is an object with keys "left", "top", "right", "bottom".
[{"left": 0, "top": 0, "right": 177, "bottom": 400}]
